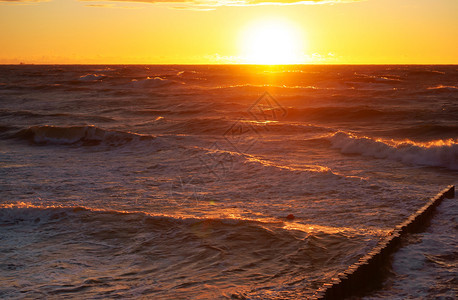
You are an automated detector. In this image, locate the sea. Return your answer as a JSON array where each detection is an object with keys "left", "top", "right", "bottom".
[{"left": 0, "top": 65, "right": 456, "bottom": 299}]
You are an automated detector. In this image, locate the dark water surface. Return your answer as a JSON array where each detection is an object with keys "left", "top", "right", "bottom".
[{"left": 0, "top": 65, "right": 456, "bottom": 299}]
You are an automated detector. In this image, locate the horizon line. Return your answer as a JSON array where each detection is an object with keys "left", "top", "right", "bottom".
[{"left": 1, "top": 63, "right": 457, "bottom": 66}]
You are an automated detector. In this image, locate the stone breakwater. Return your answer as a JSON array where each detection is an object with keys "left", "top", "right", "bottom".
[{"left": 312, "top": 185, "right": 455, "bottom": 300}]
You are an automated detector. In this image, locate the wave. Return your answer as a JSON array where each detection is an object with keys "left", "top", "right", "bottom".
[
  {"left": 14, "top": 125, "right": 159, "bottom": 147},
  {"left": 156, "top": 116, "right": 334, "bottom": 136},
  {"left": 79, "top": 74, "right": 107, "bottom": 81},
  {"left": 0, "top": 203, "right": 377, "bottom": 241},
  {"left": 212, "top": 83, "right": 321, "bottom": 90},
  {"left": 0, "top": 203, "right": 374, "bottom": 299},
  {"left": 426, "top": 85, "right": 458, "bottom": 92},
  {"left": 409, "top": 85, "right": 458, "bottom": 96},
  {"left": 176, "top": 70, "right": 199, "bottom": 77},
  {"left": 192, "top": 143, "right": 363, "bottom": 183},
  {"left": 285, "top": 106, "right": 408, "bottom": 122},
  {"left": 0, "top": 108, "right": 66, "bottom": 119},
  {"left": 351, "top": 73, "right": 403, "bottom": 84},
  {"left": 130, "top": 77, "right": 181, "bottom": 89},
  {"left": 0, "top": 124, "right": 20, "bottom": 138},
  {"left": 241, "top": 152, "right": 334, "bottom": 174},
  {"left": 0, "top": 83, "right": 65, "bottom": 91},
  {"left": 166, "top": 118, "right": 235, "bottom": 135},
  {"left": 330, "top": 132, "right": 458, "bottom": 170},
  {"left": 384, "top": 124, "right": 458, "bottom": 140},
  {"left": 407, "top": 69, "right": 446, "bottom": 77},
  {"left": 0, "top": 109, "right": 115, "bottom": 123},
  {"left": 206, "top": 82, "right": 384, "bottom": 92},
  {"left": 248, "top": 121, "right": 333, "bottom": 135}
]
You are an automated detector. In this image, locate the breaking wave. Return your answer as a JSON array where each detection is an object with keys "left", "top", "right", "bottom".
[
  {"left": 131, "top": 77, "right": 180, "bottom": 89},
  {"left": 79, "top": 74, "right": 107, "bottom": 81},
  {"left": 330, "top": 132, "right": 458, "bottom": 170}
]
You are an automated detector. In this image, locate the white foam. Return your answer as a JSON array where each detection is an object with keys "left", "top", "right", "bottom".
[
  {"left": 79, "top": 74, "right": 106, "bottom": 81},
  {"left": 131, "top": 77, "right": 174, "bottom": 88},
  {"left": 330, "top": 132, "right": 458, "bottom": 170}
]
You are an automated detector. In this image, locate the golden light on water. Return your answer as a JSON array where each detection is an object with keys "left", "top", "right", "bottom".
[{"left": 239, "top": 19, "right": 305, "bottom": 65}]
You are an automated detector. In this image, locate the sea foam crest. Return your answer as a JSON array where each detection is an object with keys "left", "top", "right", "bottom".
[
  {"left": 79, "top": 74, "right": 106, "bottom": 81},
  {"left": 131, "top": 77, "right": 177, "bottom": 88},
  {"left": 330, "top": 132, "right": 458, "bottom": 170}
]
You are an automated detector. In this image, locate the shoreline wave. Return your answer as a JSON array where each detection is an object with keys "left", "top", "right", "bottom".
[
  {"left": 0, "top": 203, "right": 387, "bottom": 238},
  {"left": 330, "top": 132, "right": 458, "bottom": 170}
]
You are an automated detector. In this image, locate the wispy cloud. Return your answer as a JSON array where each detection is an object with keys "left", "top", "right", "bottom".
[
  {"left": 0, "top": 0, "right": 50, "bottom": 3},
  {"left": 84, "top": 3, "right": 114, "bottom": 7},
  {"left": 0, "top": 0, "right": 363, "bottom": 8},
  {"left": 80, "top": 0, "right": 365, "bottom": 10},
  {"left": 83, "top": 3, "right": 140, "bottom": 8}
]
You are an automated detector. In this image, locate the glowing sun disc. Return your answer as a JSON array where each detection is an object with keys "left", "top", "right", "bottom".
[{"left": 240, "top": 20, "right": 305, "bottom": 65}]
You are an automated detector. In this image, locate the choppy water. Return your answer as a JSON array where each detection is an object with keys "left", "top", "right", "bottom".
[{"left": 0, "top": 65, "right": 456, "bottom": 299}]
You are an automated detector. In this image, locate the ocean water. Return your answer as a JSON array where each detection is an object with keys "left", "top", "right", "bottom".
[{"left": 0, "top": 65, "right": 456, "bottom": 299}]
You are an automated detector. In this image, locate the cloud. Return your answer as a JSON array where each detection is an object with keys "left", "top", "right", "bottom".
[
  {"left": 83, "top": 3, "right": 140, "bottom": 8},
  {"left": 80, "top": 0, "right": 365, "bottom": 9},
  {"left": 0, "top": 0, "right": 49, "bottom": 3},
  {"left": 0, "top": 0, "right": 363, "bottom": 8},
  {"left": 84, "top": 3, "right": 114, "bottom": 7}
]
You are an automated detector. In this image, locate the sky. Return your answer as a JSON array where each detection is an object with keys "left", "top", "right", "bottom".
[{"left": 0, "top": 0, "right": 457, "bottom": 64}]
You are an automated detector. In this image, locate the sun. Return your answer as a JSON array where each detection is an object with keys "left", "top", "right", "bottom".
[{"left": 240, "top": 19, "right": 305, "bottom": 65}]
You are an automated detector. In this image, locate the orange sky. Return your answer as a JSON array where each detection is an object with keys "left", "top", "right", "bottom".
[{"left": 0, "top": 0, "right": 457, "bottom": 64}]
